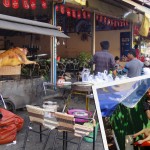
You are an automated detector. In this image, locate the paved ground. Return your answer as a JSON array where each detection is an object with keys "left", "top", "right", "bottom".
[
  {"left": 0, "top": 94, "right": 106, "bottom": 150},
  {"left": 0, "top": 83, "right": 116, "bottom": 150}
]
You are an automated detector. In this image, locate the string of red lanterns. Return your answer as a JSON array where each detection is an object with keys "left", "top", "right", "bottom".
[
  {"left": 56, "top": 4, "right": 129, "bottom": 28},
  {"left": 3, "top": 0, "right": 47, "bottom": 10},
  {"left": 2, "top": 1, "right": 129, "bottom": 27}
]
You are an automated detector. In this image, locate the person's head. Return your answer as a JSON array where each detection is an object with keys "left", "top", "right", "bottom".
[
  {"left": 134, "top": 44, "right": 138, "bottom": 49},
  {"left": 100, "top": 41, "right": 109, "bottom": 50},
  {"left": 147, "top": 89, "right": 150, "bottom": 98},
  {"left": 127, "top": 49, "right": 136, "bottom": 60},
  {"left": 115, "top": 56, "right": 120, "bottom": 64}
]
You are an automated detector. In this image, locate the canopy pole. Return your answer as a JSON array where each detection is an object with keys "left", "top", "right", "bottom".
[{"left": 91, "top": 11, "right": 96, "bottom": 72}]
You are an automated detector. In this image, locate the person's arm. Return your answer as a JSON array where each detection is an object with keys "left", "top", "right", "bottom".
[
  {"left": 137, "top": 135, "right": 150, "bottom": 144},
  {"left": 143, "top": 101, "right": 150, "bottom": 119},
  {"left": 145, "top": 110, "right": 150, "bottom": 119},
  {"left": 133, "top": 129, "right": 145, "bottom": 138}
]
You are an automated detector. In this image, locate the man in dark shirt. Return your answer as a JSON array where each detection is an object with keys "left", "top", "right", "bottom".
[{"left": 91, "top": 41, "right": 116, "bottom": 75}]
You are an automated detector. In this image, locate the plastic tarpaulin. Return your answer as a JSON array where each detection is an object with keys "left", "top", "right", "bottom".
[
  {"left": 95, "top": 76, "right": 150, "bottom": 117},
  {"left": 92, "top": 75, "right": 150, "bottom": 150}
]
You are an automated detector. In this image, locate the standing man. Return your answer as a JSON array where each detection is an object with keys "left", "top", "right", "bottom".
[
  {"left": 91, "top": 41, "right": 116, "bottom": 75},
  {"left": 120, "top": 49, "right": 144, "bottom": 78}
]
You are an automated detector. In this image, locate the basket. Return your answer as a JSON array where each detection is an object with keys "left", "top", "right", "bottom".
[{"left": 0, "top": 65, "right": 21, "bottom": 75}]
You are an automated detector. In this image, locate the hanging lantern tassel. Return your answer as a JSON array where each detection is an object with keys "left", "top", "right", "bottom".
[
  {"left": 66, "top": 8, "right": 71, "bottom": 17},
  {"left": 82, "top": 11, "right": 86, "bottom": 19},
  {"left": 41, "top": 0, "right": 47, "bottom": 9},
  {"left": 77, "top": 10, "right": 81, "bottom": 20},
  {"left": 3, "top": 0, "right": 11, "bottom": 8},
  {"left": 87, "top": 12, "right": 91, "bottom": 19},
  {"left": 22, "top": 0, "right": 30, "bottom": 9},
  {"left": 12, "top": 0, "right": 19, "bottom": 9},
  {"left": 72, "top": 9, "right": 76, "bottom": 19},
  {"left": 60, "top": 5, "right": 65, "bottom": 14},
  {"left": 30, "top": 0, "right": 36, "bottom": 10}
]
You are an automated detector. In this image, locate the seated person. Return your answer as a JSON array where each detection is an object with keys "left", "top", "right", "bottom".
[
  {"left": 118, "top": 49, "right": 144, "bottom": 78},
  {"left": 114, "top": 56, "right": 123, "bottom": 71},
  {"left": 133, "top": 128, "right": 150, "bottom": 144},
  {"left": 143, "top": 89, "right": 150, "bottom": 119}
]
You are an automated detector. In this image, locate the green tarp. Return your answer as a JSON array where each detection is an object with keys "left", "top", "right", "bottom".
[{"left": 110, "top": 97, "right": 150, "bottom": 150}]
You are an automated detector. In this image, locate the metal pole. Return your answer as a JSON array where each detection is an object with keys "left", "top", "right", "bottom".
[{"left": 91, "top": 11, "right": 96, "bottom": 72}]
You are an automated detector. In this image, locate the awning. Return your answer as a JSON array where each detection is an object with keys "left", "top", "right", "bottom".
[
  {"left": 123, "top": 0, "right": 150, "bottom": 18},
  {"left": 0, "top": 14, "right": 69, "bottom": 38}
]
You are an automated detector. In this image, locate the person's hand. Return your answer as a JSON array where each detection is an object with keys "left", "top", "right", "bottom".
[
  {"left": 137, "top": 140, "right": 144, "bottom": 144},
  {"left": 132, "top": 134, "right": 136, "bottom": 138}
]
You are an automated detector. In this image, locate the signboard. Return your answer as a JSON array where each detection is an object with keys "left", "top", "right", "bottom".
[
  {"left": 92, "top": 75, "right": 150, "bottom": 150},
  {"left": 120, "top": 32, "right": 131, "bottom": 57}
]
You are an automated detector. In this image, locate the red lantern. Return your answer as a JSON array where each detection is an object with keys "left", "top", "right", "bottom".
[
  {"left": 22, "top": 0, "right": 30, "bottom": 9},
  {"left": 107, "top": 18, "right": 111, "bottom": 26},
  {"left": 87, "top": 12, "right": 91, "bottom": 19},
  {"left": 110, "top": 19, "right": 113, "bottom": 26},
  {"left": 77, "top": 10, "right": 81, "bottom": 19},
  {"left": 72, "top": 9, "right": 76, "bottom": 19},
  {"left": 125, "top": 21, "right": 129, "bottom": 26},
  {"left": 3, "top": 0, "right": 11, "bottom": 8},
  {"left": 60, "top": 4, "right": 65, "bottom": 14},
  {"left": 96, "top": 15, "right": 99, "bottom": 21},
  {"left": 12, "top": 0, "right": 19, "bottom": 9},
  {"left": 82, "top": 11, "right": 86, "bottom": 19},
  {"left": 99, "top": 15, "right": 103, "bottom": 22},
  {"left": 114, "top": 20, "right": 117, "bottom": 27},
  {"left": 41, "top": 0, "right": 47, "bottom": 9},
  {"left": 104, "top": 17, "right": 107, "bottom": 24},
  {"left": 66, "top": 8, "right": 71, "bottom": 17},
  {"left": 55, "top": 5, "right": 59, "bottom": 12},
  {"left": 30, "top": 0, "right": 36, "bottom": 10}
]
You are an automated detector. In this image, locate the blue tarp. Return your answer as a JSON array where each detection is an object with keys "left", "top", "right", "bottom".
[{"left": 96, "top": 78, "right": 150, "bottom": 117}]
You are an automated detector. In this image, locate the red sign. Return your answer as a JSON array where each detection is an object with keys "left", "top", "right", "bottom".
[
  {"left": 22, "top": 0, "right": 30, "bottom": 9},
  {"left": 41, "top": 0, "right": 47, "bottom": 9},
  {"left": 3, "top": 0, "right": 11, "bottom": 8},
  {"left": 30, "top": 0, "right": 36, "bottom": 10}
]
